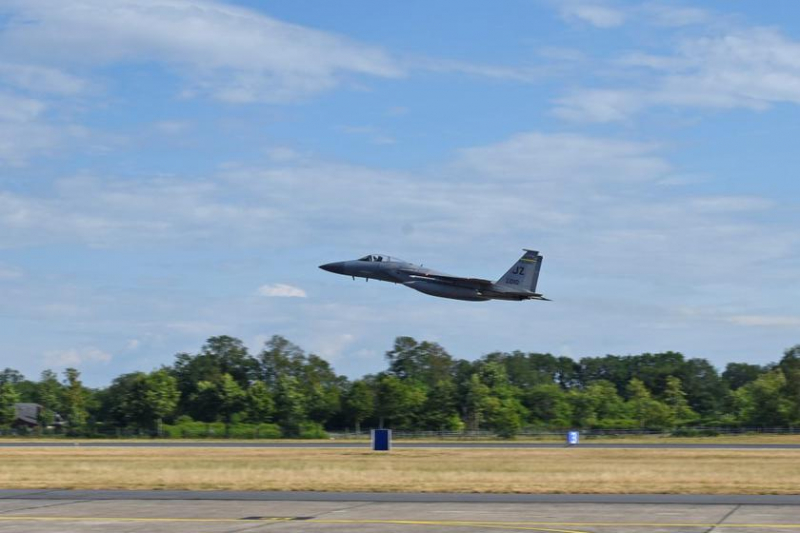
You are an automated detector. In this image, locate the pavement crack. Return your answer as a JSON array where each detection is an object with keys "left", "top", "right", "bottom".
[
  {"left": 0, "top": 499, "right": 81, "bottom": 515},
  {"left": 312, "top": 500, "right": 374, "bottom": 518},
  {"left": 704, "top": 504, "right": 740, "bottom": 533}
]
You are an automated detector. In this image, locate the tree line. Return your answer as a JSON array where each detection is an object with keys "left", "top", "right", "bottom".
[{"left": 1, "top": 335, "right": 799, "bottom": 437}]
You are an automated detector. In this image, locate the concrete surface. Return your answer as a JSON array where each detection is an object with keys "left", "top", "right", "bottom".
[{"left": 0, "top": 491, "right": 798, "bottom": 532}]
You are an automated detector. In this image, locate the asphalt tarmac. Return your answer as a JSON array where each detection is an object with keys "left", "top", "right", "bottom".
[
  {"left": 3, "top": 440, "right": 800, "bottom": 449},
  {"left": 1, "top": 490, "right": 799, "bottom": 533}
]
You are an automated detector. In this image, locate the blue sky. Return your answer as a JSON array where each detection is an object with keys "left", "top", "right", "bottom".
[{"left": 1, "top": 0, "right": 800, "bottom": 386}]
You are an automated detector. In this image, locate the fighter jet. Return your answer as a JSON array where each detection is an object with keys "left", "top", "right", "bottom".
[{"left": 319, "top": 250, "right": 549, "bottom": 302}]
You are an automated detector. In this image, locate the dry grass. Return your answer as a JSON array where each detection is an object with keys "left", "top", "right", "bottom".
[{"left": 2, "top": 447, "right": 800, "bottom": 494}]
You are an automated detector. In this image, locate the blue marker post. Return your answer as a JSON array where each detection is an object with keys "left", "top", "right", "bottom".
[
  {"left": 372, "top": 429, "right": 392, "bottom": 451},
  {"left": 567, "top": 430, "right": 579, "bottom": 446}
]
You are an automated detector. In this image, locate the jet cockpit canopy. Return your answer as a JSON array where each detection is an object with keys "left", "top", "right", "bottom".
[{"left": 358, "top": 254, "right": 401, "bottom": 263}]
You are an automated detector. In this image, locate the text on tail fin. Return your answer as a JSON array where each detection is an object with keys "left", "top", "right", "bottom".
[{"left": 497, "top": 250, "right": 543, "bottom": 292}]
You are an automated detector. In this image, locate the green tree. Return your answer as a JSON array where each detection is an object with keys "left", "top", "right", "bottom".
[
  {"left": 722, "top": 362, "right": 766, "bottom": 390},
  {"left": 567, "top": 390, "right": 597, "bottom": 428},
  {"left": 196, "top": 373, "right": 246, "bottom": 437},
  {"left": 583, "top": 380, "right": 626, "bottom": 424},
  {"left": 274, "top": 375, "right": 307, "bottom": 437},
  {"left": 102, "top": 370, "right": 178, "bottom": 433},
  {"left": 61, "top": 368, "right": 88, "bottom": 432},
  {"left": 244, "top": 381, "right": 275, "bottom": 423},
  {"left": 258, "top": 335, "right": 305, "bottom": 387},
  {"left": 0, "top": 382, "right": 20, "bottom": 427},
  {"left": 626, "top": 378, "right": 674, "bottom": 428},
  {"left": 488, "top": 398, "right": 524, "bottom": 438},
  {"left": 475, "top": 360, "right": 510, "bottom": 389},
  {"left": 779, "top": 345, "right": 800, "bottom": 424},
  {"left": 676, "top": 358, "right": 726, "bottom": 417},
  {"left": 0, "top": 368, "right": 24, "bottom": 385},
  {"left": 343, "top": 380, "right": 374, "bottom": 433},
  {"left": 484, "top": 351, "right": 561, "bottom": 389},
  {"left": 463, "top": 373, "right": 491, "bottom": 431},
  {"left": 470, "top": 361, "right": 527, "bottom": 437},
  {"left": 257, "top": 336, "right": 345, "bottom": 425},
  {"left": 524, "top": 383, "right": 572, "bottom": 427},
  {"left": 386, "top": 337, "right": 455, "bottom": 388},
  {"left": 734, "top": 370, "right": 793, "bottom": 427},
  {"left": 200, "top": 336, "right": 258, "bottom": 386},
  {"left": 105, "top": 372, "right": 148, "bottom": 428},
  {"left": 485, "top": 395, "right": 526, "bottom": 438},
  {"left": 422, "top": 380, "right": 463, "bottom": 431},
  {"left": 374, "top": 374, "right": 425, "bottom": 429},
  {"left": 578, "top": 355, "right": 631, "bottom": 394},
  {"left": 36, "top": 370, "right": 62, "bottom": 428},
  {"left": 143, "top": 370, "right": 180, "bottom": 434},
  {"left": 300, "top": 354, "right": 343, "bottom": 424},
  {"left": 663, "top": 376, "right": 699, "bottom": 426},
  {"left": 171, "top": 336, "right": 257, "bottom": 418}
]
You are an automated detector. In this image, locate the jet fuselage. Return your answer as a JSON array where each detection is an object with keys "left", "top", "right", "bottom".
[{"left": 319, "top": 251, "right": 548, "bottom": 302}]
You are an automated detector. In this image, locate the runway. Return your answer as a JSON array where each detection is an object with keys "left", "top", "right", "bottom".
[
  {"left": 0, "top": 490, "right": 799, "bottom": 532},
  {"left": 3, "top": 440, "right": 800, "bottom": 449}
]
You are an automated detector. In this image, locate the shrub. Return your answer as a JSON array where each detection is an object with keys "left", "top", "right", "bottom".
[{"left": 298, "top": 422, "right": 328, "bottom": 439}]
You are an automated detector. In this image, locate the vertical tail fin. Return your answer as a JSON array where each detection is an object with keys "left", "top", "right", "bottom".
[{"left": 496, "top": 249, "right": 543, "bottom": 293}]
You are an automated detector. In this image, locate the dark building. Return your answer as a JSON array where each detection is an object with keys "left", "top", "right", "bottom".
[{"left": 13, "top": 403, "right": 63, "bottom": 428}]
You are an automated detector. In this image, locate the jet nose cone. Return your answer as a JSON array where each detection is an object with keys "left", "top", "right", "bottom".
[{"left": 319, "top": 262, "right": 345, "bottom": 275}]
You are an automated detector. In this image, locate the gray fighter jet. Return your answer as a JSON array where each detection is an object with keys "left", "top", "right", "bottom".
[{"left": 319, "top": 250, "right": 549, "bottom": 302}]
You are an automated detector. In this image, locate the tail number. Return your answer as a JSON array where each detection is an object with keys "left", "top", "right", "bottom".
[{"left": 505, "top": 277, "right": 520, "bottom": 285}]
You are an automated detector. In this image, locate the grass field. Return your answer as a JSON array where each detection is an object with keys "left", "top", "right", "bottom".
[{"left": 2, "top": 447, "right": 799, "bottom": 494}]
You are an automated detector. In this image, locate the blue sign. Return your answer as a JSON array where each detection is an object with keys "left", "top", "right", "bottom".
[
  {"left": 567, "top": 431, "right": 579, "bottom": 446},
  {"left": 372, "top": 429, "right": 392, "bottom": 451}
]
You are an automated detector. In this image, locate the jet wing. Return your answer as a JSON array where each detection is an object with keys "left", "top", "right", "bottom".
[{"left": 403, "top": 272, "right": 494, "bottom": 289}]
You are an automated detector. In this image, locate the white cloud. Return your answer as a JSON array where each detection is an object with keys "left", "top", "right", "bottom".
[
  {"left": 339, "top": 125, "right": 396, "bottom": 146},
  {"left": 44, "top": 347, "right": 112, "bottom": 366},
  {"left": 556, "top": 27, "right": 800, "bottom": 121},
  {"left": 642, "top": 4, "right": 709, "bottom": 27},
  {"left": 257, "top": 283, "right": 307, "bottom": 298},
  {"left": 153, "top": 120, "right": 190, "bottom": 135},
  {"left": 0, "top": 93, "right": 46, "bottom": 122},
  {"left": 0, "top": 174, "right": 281, "bottom": 247},
  {"left": 454, "top": 132, "right": 669, "bottom": 182},
  {"left": 0, "top": 263, "right": 23, "bottom": 279},
  {"left": 727, "top": 315, "right": 800, "bottom": 328},
  {"left": 0, "top": 62, "right": 86, "bottom": 95},
  {"left": 0, "top": 92, "right": 86, "bottom": 166},
  {"left": 125, "top": 339, "right": 141, "bottom": 351},
  {"left": 560, "top": 3, "right": 626, "bottom": 28},
  {"left": 1, "top": 0, "right": 403, "bottom": 103},
  {"left": 555, "top": 2, "right": 711, "bottom": 30},
  {"left": 312, "top": 333, "right": 356, "bottom": 360},
  {"left": 0, "top": 121, "right": 70, "bottom": 166},
  {"left": 414, "top": 57, "right": 546, "bottom": 83},
  {"left": 553, "top": 89, "right": 643, "bottom": 122},
  {"left": 0, "top": 130, "right": 796, "bottom": 303},
  {"left": 265, "top": 146, "right": 301, "bottom": 162},
  {"left": 0, "top": 0, "right": 558, "bottom": 106},
  {"left": 2, "top": 131, "right": 791, "bottom": 281},
  {"left": 687, "top": 196, "right": 774, "bottom": 214}
]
